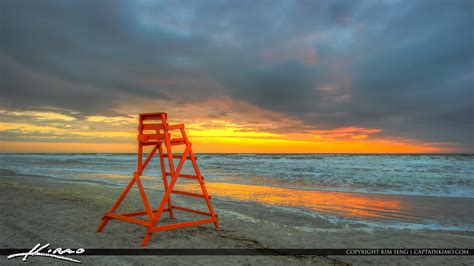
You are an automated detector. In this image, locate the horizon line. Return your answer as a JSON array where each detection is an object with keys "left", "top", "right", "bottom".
[{"left": 0, "top": 152, "right": 472, "bottom": 155}]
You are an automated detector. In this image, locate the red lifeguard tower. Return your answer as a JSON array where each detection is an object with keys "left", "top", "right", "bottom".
[{"left": 97, "top": 112, "right": 219, "bottom": 246}]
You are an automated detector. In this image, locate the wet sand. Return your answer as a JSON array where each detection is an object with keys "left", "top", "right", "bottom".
[
  {"left": 1, "top": 170, "right": 473, "bottom": 265},
  {"left": 178, "top": 182, "right": 474, "bottom": 227}
]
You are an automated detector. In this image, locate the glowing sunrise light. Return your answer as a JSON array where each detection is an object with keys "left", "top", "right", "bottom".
[
  {"left": 0, "top": 106, "right": 456, "bottom": 153},
  {"left": 176, "top": 182, "right": 413, "bottom": 221},
  {"left": 0, "top": 110, "right": 76, "bottom": 121}
]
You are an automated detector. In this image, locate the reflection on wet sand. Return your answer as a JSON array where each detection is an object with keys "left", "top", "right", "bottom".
[{"left": 177, "top": 182, "right": 417, "bottom": 222}]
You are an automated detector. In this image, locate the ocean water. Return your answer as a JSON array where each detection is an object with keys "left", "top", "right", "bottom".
[
  {"left": 1, "top": 153, "right": 473, "bottom": 231},
  {"left": 1, "top": 153, "right": 472, "bottom": 197}
]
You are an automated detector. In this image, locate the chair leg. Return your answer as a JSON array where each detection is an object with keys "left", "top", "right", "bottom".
[
  {"left": 141, "top": 232, "right": 152, "bottom": 247},
  {"left": 96, "top": 217, "right": 109, "bottom": 232}
]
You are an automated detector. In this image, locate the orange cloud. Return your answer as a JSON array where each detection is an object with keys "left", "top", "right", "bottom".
[
  {"left": 0, "top": 104, "right": 457, "bottom": 153},
  {"left": 311, "top": 127, "right": 382, "bottom": 134},
  {"left": 0, "top": 141, "right": 135, "bottom": 153},
  {"left": 306, "top": 127, "right": 383, "bottom": 140}
]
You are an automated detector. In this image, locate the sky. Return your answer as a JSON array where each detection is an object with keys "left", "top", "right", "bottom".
[{"left": 0, "top": 0, "right": 473, "bottom": 153}]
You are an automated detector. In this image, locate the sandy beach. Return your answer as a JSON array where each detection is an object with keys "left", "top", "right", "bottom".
[
  {"left": 1, "top": 169, "right": 473, "bottom": 265},
  {"left": 0, "top": 170, "right": 346, "bottom": 265}
]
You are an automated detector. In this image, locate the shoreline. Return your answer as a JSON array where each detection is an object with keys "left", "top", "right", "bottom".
[
  {"left": 1, "top": 172, "right": 473, "bottom": 265},
  {"left": 3, "top": 168, "right": 473, "bottom": 232}
]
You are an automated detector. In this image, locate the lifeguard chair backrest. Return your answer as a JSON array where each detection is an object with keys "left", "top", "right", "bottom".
[{"left": 137, "top": 112, "right": 168, "bottom": 143}]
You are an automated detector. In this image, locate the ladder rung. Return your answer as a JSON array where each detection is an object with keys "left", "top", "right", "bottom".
[
  {"left": 171, "top": 142, "right": 186, "bottom": 146},
  {"left": 105, "top": 213, "right": 151, "bottom": 227},
  {"left": 138, "top": 133, "right": 166, "bottom": 142},
  {"left": 162, "top": 154, "right": 197, "bottom": 160},
  {"left": 148, "top": 218, "right": 217, "bottom": 233},
  {"left": 171, "top": 190, "right": 210, "bottom": 199},
  {"left": 170, "top": 138, "right": 186, "bottom": 146},
  {"left": 172, "top": 205, "right": 213, "bottom": 216},
  {"left": 121, "top": 208, "right": 170, "bottom": 217},
  {"left": 167, "top": 124, "right": 184, "bottom": 130},
  {"left": 170, "top": 142, "right": 186, "bottom": 146},
  {"left": 140, "top": 113, "right": 165, "bottom": 121},
  {"left": 141, "top": 141, "right": 162, "bottom": 146},
  {"left": 140, "top": 139, "right": 185, "bottom": 145},
  {"left": 141, "top": 124, "right": 165, "bottom": 130},
  {"left": 165, "top": 172, "right": 201, "bottom": 179}
]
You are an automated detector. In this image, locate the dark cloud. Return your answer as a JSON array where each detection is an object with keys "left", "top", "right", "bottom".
[
  {"left": 338, "top": 0, "right": 474, "bottom": 149},
  {"left": 220, "top": 61, "right": 321, "bottom": 113},
  {"left": 1, "top": 0, "right": 473, "bottom": 150}
]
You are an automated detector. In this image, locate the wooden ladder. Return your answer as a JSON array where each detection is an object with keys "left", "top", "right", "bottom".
[{"left": 97, "top": 112, "right": 219, "bottom": 246}]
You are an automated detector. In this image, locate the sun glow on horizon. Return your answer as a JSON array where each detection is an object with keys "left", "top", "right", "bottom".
[{"left": 0, "top": 107, "right": 457, "bottom": 153}]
